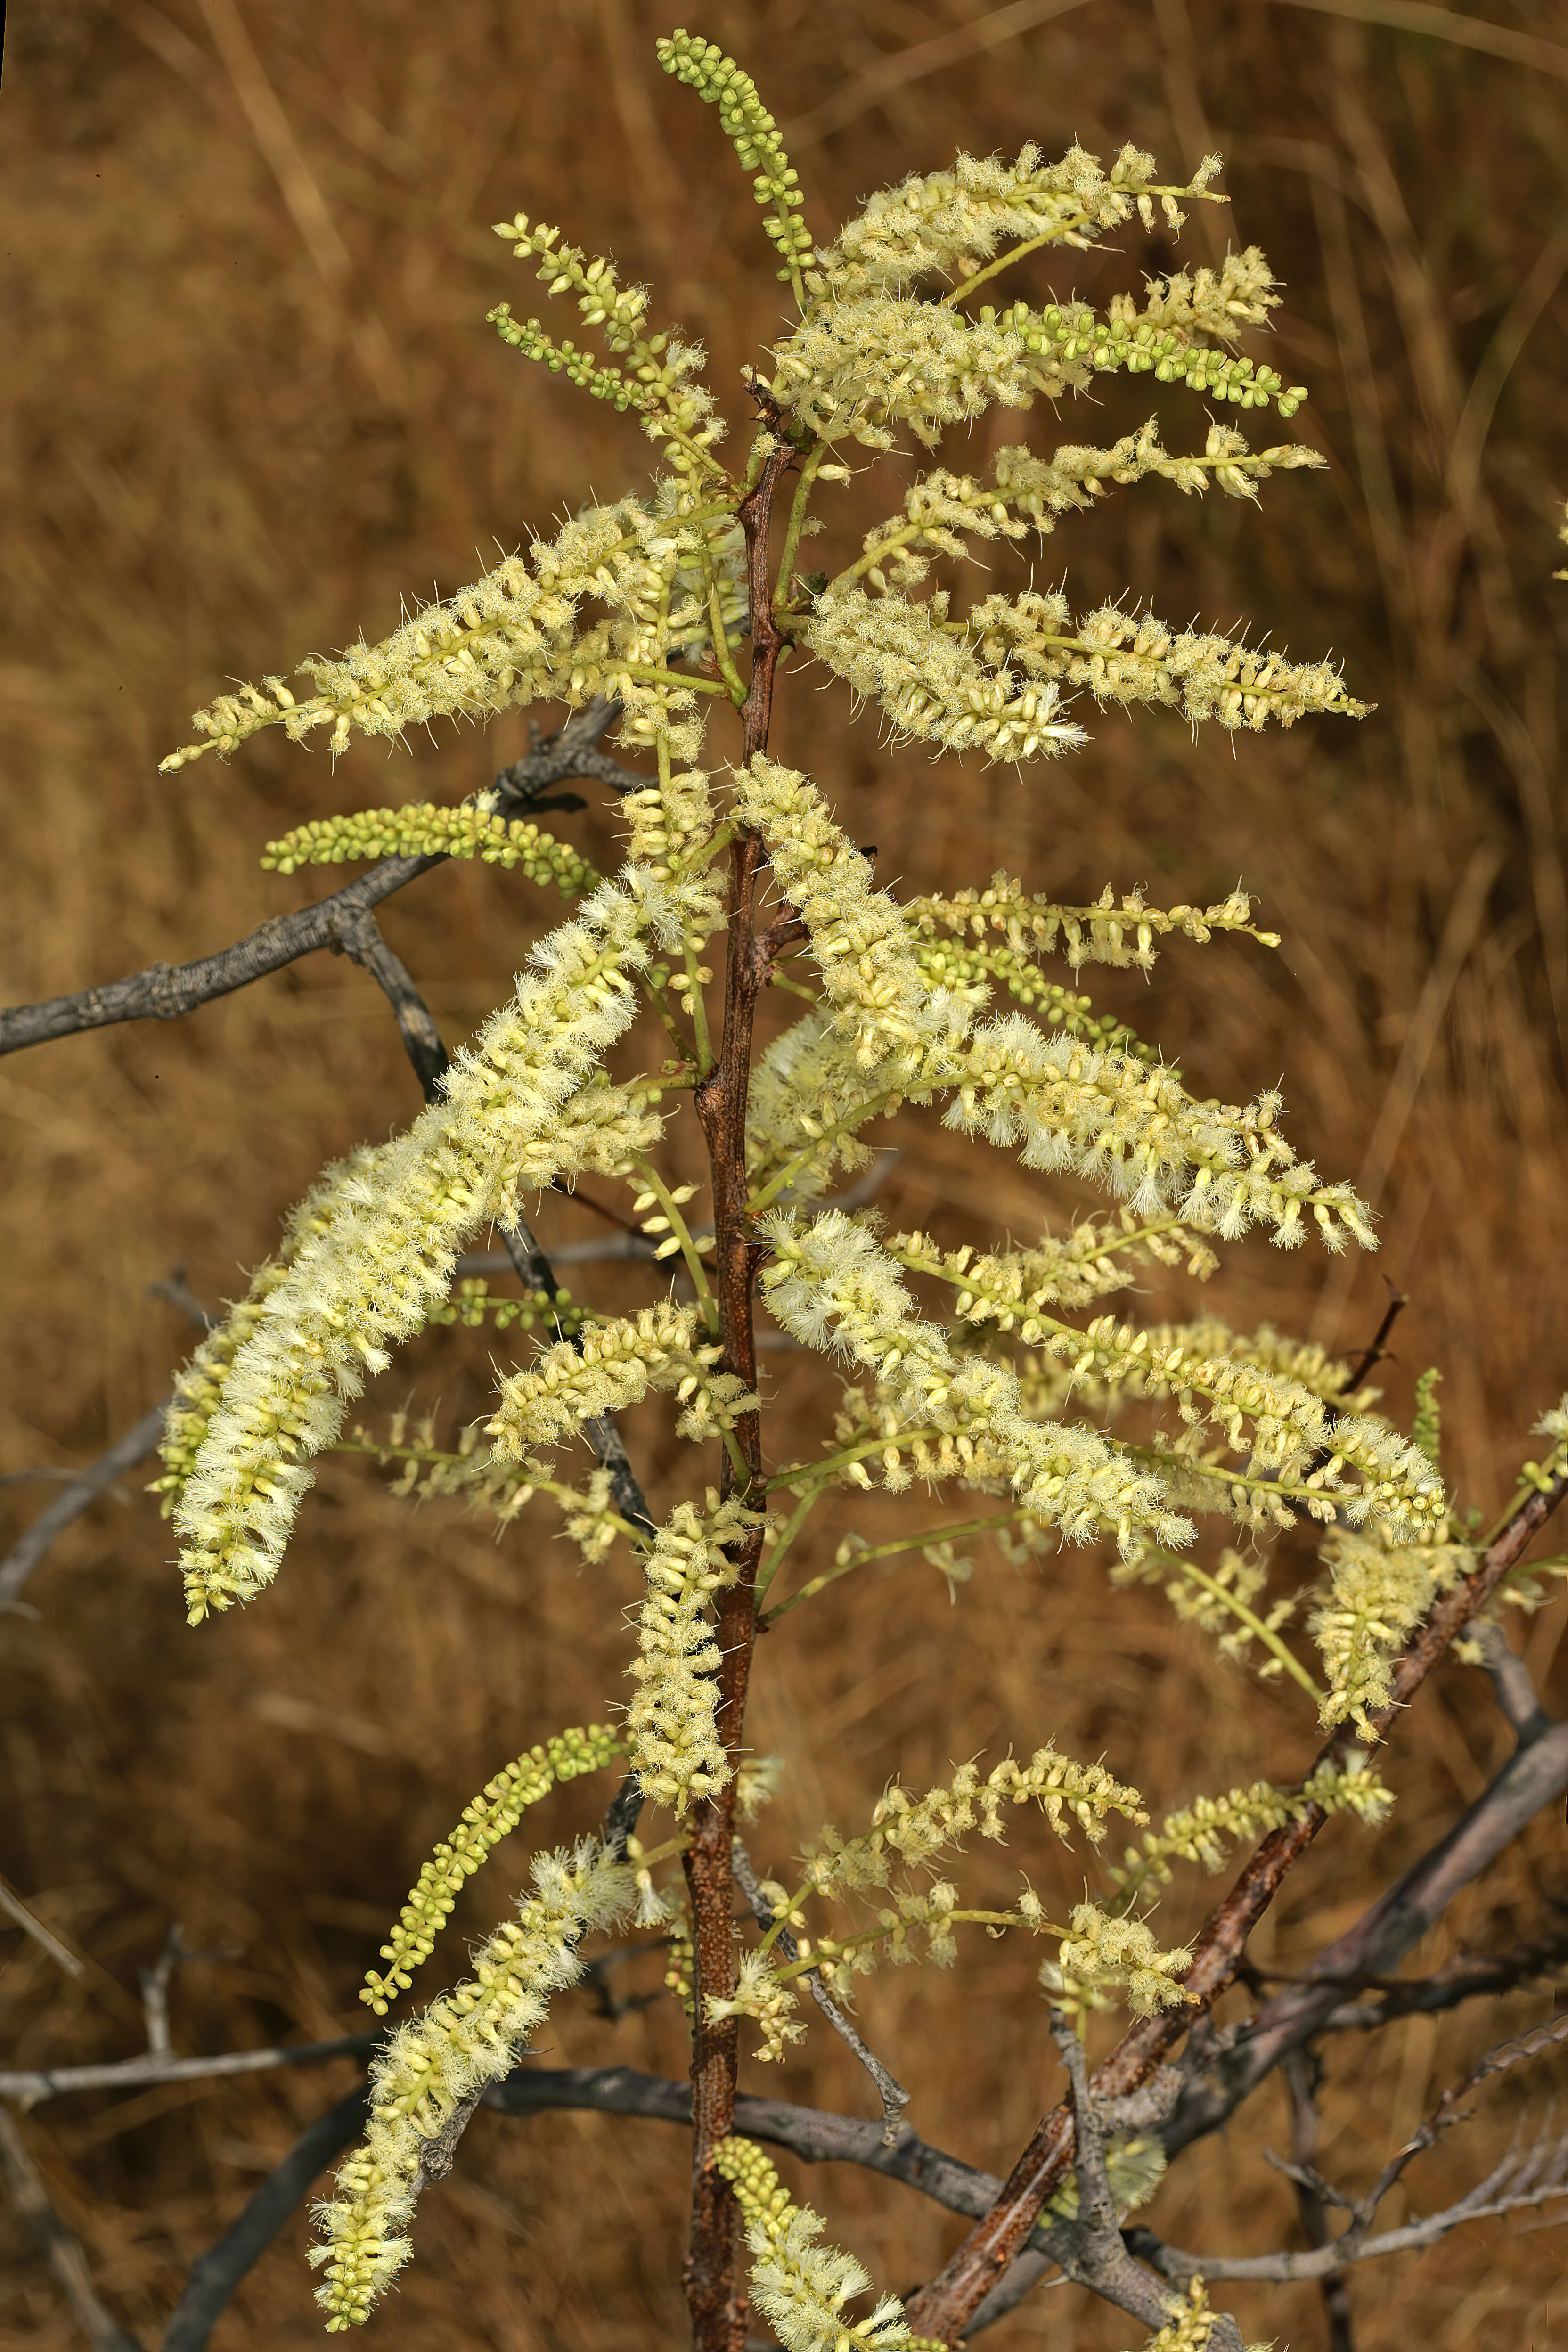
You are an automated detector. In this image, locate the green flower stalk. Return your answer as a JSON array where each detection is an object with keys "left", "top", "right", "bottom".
[
  {"left": 360, "top": 1724, "right": 624, "bottom": 2013},
  {"left": 658, "top": 34, "right": 816, "bottom": 298},
  {"left": 261, "top": 802, "right": 598, "bottom": 893}
]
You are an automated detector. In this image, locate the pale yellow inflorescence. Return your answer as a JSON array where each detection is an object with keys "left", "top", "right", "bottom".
[
  {"left": 766, "top": 136, "right": 1295, "bottom": 451},
  {"left": 805, "top": 576, "right": 1367, "bottom": 769},
  {"left": 889, "top": 1215, "right": 1219, "bottom": 1324},
  {"left": 485, "top": 199, "right": 729, "bottom": 460},
  {"left": 310, "top": 1840, "right": 633, "bottom": 2329},
  {"left": 802, "top": 1753, "right": 1148, "bottom": 1904},
  {"left": 162, "top": 491, "right": 733, "bottom": 774},
  {"left": 745, "top": 999, "right": 975, "bottom": 1206},
  {"left": 172, "top": 886, "right": 658, "bottom": 1620},
  {"left": 806, "top": 580, "right": 1090, "bottom": 764},
  {"left": 905, "top": 871, "right": 1280, "bottom": 974},
  {"left": 621, "top": 766, "right": 725, "bottom": 915},
  {"left": 1131, "top": 2276, "right": 1274, "bottom": 2352},
  {"left": 762, "top": 1206, "right": 1444, "bottom": 1546},
  {"left": 945, "top": 1014, "right": 1375, "bottom": 1248},
  {"left": 805, "top": 142, "right": 1225, "bottom": 302},
  {"left": 893, "top": 1228, "right": 1417, "bottom": 1501},
  {"left": 619, "top": 766, "right": 731, "bottom": 960},
  {"left": 733, "top": 756, "right": 950, "bottom": 1068},
  {"left": 1111, "top": 1542, "right": 1304, "bottom": 1676},
  {"left": 713, "top": 1747, "right": 1150, "bottom": 2062},
  {"left": 768, "top": 136, "right": 1301, "bottom": 460},
  {"left": 775, "top": 284, "right": 1301, "bottom": 457},
  {"left": 759, "top": 1207, "right": 1193, "bottom": 1555},
  {"left": 327, "top": 1410, "right": 610, "bottom": 1541},
  {"left": 657, "top": 34, "right": 816, "bottom": 294},
  {"left": 1036, "top": 1312, "right": 1436, "bottom": 1534},
  {"left": 487, "top": 1300, "right": 756, "bottom": 1460},
  {"left": 850, "top": 425, "right": 1325, "bottom": 596},
  {"left": 705, "top": 1945, "right": 811, "bottom": 2063},
  {"left": 1311, "top": 1527, "right": 1476, "bottom": 1734},
  {"left": 624, "top": 1493, "right": 768, "bottom": 1812},
  {"left": 1044, "top": 1902, "right": 1194, "bottom": 2018},
  {"left": 712, "top": 2136, "right": 942, "bottom": 2352},
  {"left": 1105, "top": 1760, "right": 1393, "bottom": 1908}
]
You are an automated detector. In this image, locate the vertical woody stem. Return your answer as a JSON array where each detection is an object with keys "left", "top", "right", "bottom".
[{"left": 683, "top": 419, "right": 797, "bottom": 2352}]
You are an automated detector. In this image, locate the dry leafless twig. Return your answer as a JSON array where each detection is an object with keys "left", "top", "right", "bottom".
[{"left": 0, "top": 702, "right": 642, "bottom": 1063}]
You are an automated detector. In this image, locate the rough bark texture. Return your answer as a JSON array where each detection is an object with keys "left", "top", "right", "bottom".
[
  {"left": 680, "top": 424, "right": 797, "bottom": 2352},
  {"left": 900, "top": 1470, "right": 1568, "bottom": 2342}
]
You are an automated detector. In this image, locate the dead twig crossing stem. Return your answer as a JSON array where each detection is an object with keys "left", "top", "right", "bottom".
[{"left": 0, "top": 1405, "right": 172, "bottom": 1616}]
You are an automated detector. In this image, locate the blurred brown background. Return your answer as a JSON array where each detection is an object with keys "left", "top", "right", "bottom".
[{"left": 2, "top": 0, "right": 1566, "bottom": 2345}]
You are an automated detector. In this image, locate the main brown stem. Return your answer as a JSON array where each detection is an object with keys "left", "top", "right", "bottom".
[
  {"left": 681, "top": 421, "right": 797, "bottom": 2352},
  {"left": 900, "top": 1470, "right": 1568, "bottom": 2342}
]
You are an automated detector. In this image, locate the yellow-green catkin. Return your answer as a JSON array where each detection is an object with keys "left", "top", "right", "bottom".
[{"left": 361, "top": 1725, "right": 624, "bottom": 2012}]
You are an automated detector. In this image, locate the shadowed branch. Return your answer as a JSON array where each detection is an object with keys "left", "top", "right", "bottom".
[
  {"left": 900, "top": 1462, "right": 1568, "bottom": 2340},
  {"left": 0, "top": 702, "right": 641, "bottom": 1061}
]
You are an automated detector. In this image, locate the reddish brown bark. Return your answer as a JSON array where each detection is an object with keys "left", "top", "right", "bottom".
[
  {"left": 679, "top": 419, "right": 797, "bottom": 2352},
  {"left": 901, "top": 1470, "right": 1568, "bottom": 2342}
]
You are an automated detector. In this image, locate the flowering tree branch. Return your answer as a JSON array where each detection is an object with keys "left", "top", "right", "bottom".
[
  {"left": 13, "top": 2009, "right": 1563, "bottom": 2352},
  {"left": 13, "top": 31, "right": 1567, "bottom": 2349},
  {"left": 1161, "top": 1714, "right": 1568, "bottom": 2155},
  {"left": 901, "top": 1465, "right": 1568, "bottom": 2341}
]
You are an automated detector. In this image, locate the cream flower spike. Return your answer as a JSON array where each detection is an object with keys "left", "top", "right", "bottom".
[
  {"left": 176, "top": 885, "right": 656, "bottom": 1621},
  {"left": 311, "top": 1838, "right": 634, "bottom": 2329},
  {"left": 712, "top": 2137, "right": 943, "bottom": 2352},
  {"left": 758, "top": 1207, "right": 1192, "bottom": 1556},
  {"left": 733, "top": 756, "right": 950, "bottom": 1068}
]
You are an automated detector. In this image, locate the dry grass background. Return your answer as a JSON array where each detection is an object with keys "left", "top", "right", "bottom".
[{"left": 2, "top": 0, "right": 1567, "bottom": 2346}]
